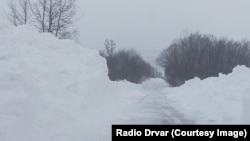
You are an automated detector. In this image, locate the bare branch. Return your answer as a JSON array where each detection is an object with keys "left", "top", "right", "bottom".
[
  {"left": 7, "top": 0, "right": 77, "bottom": 40},
  {"left": 7, "top": 0, "right": 30, "bottom": 26}
]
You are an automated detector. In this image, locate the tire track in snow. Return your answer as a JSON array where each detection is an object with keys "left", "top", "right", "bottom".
[{"left": 122, "top": 82, "right": 193, "bottom": 124}]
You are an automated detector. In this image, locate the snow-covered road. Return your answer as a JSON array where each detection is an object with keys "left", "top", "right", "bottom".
[
  {"left": 118, "top": 79, "right": 192, "bottom": 125},
  {"left": 128, "top": 92, "right": 188, "bottom": 124}
]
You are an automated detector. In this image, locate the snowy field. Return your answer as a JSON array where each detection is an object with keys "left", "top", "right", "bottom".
[{"left": 0, "top": 22, "right": 249, "bottom": 141}]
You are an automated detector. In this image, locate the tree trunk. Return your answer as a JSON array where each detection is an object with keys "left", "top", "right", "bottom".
[
  {"left": 55, "top": 10, "right": 62, "bottom": 37},
  {"left": 24, "top": 0, "right": 27, "bottom": 24},
  {"left": 48, "top": 0, "right": 53, "bottom": 32},
  {"left": 42, "top": 0, "right": 46, "bottom": 32}
]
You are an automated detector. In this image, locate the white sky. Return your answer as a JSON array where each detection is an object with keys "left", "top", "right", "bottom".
[
  {"left": 1, "top": 0, "right": 250, "bottom": 61},
  {"left": 76, "top": 0, "right": 250, "bottom": 56}
]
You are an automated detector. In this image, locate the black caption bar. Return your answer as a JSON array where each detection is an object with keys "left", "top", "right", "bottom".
[{"left": 112, "top": 125, "right": 249, "bottom": 141}]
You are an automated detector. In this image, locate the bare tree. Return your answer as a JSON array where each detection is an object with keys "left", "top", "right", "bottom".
[
  {"left": 7, "top": 0, "right": 30, "bottom": 26},
  {"left": 54, "top": 0, "right": 76, "bottom": 39},
  {"left": 99, "top": 39, "right": 117, "bottom": 58},
  {"left": 8, "top": 0, "right": 77, "bottom": 39},
  {"left": 29, "top": 0, "right": 47, "bottom": 32}
]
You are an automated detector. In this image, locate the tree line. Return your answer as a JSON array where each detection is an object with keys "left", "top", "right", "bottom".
[
  {"left": 7, "top": 0, "right": 77, "bottom": 40},
  {"left": 100, "top": 33, "right": 250, "bottom": 86}
]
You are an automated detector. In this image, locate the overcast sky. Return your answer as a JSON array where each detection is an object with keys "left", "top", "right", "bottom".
[
  {"left": 1, "top": 0, "right": 250, "bottom": 61},
  {"left": 76, "top": 0, "right": 250, "bottom": 60}
]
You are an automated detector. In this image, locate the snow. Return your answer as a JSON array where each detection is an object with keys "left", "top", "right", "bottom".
[
  {"left": 0, "top": 21, "right": 249, "bottom": 141},
  {"left": 165, "top": 66, "right": 250, "bottom": 124},
  {"left": 0, "top": 22, "right": 147, "bottom": 141}
]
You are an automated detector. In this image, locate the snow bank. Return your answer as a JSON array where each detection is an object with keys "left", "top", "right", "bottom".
[
  {"left": 166, "top": 66, "right": 250, "bottom": 124},
  {"left": 242, "top": 87, "right": 250, "bottom": 123},
  {"left": 0, "top": 22, "right": 147, "bottom": 141}
]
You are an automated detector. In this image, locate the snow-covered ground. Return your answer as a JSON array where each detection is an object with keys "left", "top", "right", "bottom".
[
  {"left": 0, "top": 22, "right": 249, "bottom": 141},
  {"left": 165, "top": 66, "right": 250, "bottom": 124}
]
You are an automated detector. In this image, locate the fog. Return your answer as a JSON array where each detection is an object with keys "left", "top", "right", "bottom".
[
  {"left": 1, "top": 0, "right": 250, "bottom": 61},
  {"left": 76, "top": 0, "right": 250, "bottom": 61}
]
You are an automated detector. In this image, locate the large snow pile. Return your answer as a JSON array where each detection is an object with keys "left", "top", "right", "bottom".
[
  {"left": 0, "top": 22, "right": 152, "bottom": 141},
  {"left": 166, "top": 66, "right": 250, "bottom": 124}
]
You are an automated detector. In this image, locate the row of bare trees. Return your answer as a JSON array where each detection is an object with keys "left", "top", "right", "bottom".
[
  {"left": 99, "top": 33, "right": 250, "bottom": 86},
  {"left": 7, "top": 0, "right": 77, "bottom": 39},
  {"left": 157, "top": 33, "right": 250, "bottom": 86}
]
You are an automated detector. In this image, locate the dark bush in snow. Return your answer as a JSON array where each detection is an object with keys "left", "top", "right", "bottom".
[
  {"left": 106, "top": 49, "right": 156, "bottom": 83},
  {"left": 157, "top": 32, "right": 250, "bottom": 87}
]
